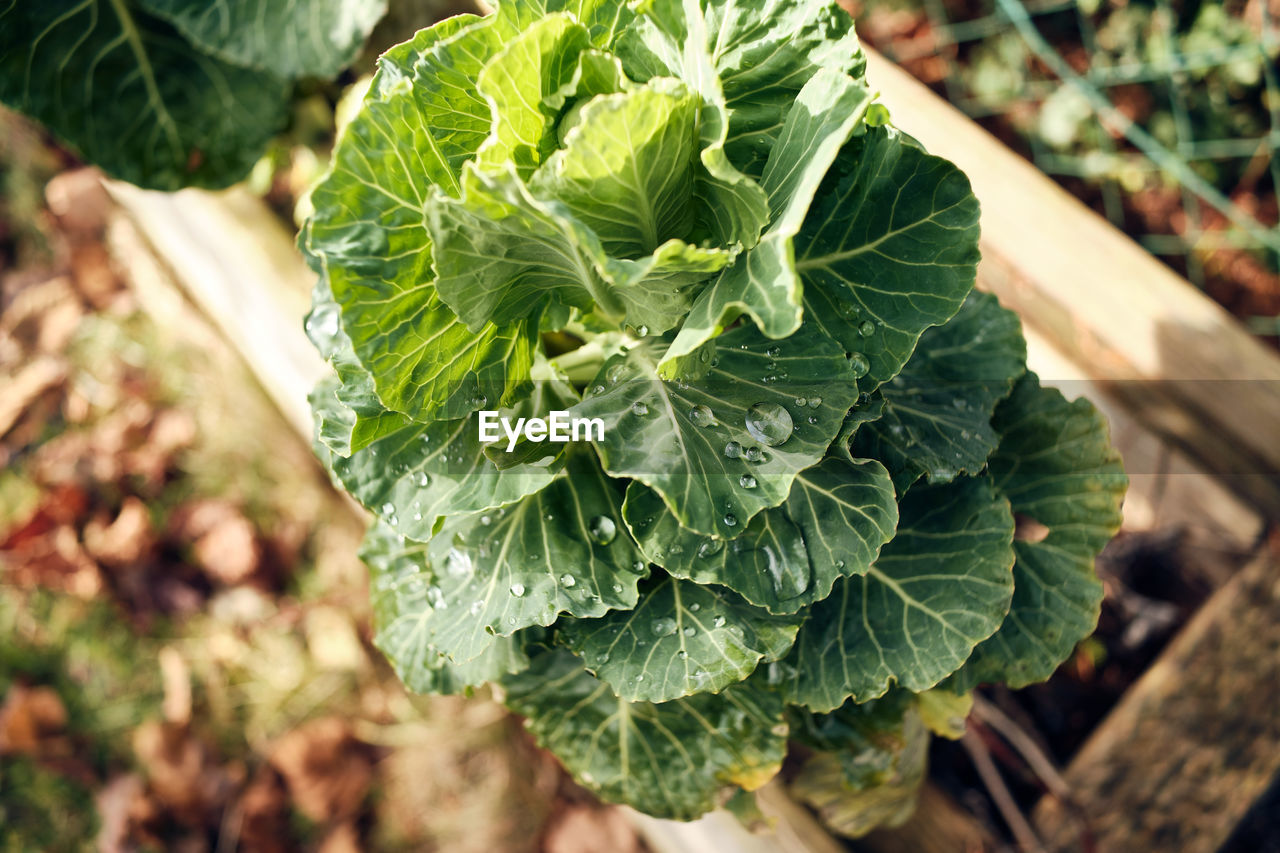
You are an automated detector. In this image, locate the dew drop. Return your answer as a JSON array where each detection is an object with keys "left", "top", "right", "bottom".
[
  {"left": 689, "top": 603, "right": 701, "bottom": 612},
  {"left": 444, "top": 548, "right": 472, "bottom": 577},
  {"left": 509, "top": 582, "right": 526, "bottom": 597},
  {"left": 766, "top": 345, "right": 781, "bottom": 357},
  {"left": 740, "top": 474, "right": 757, "bottom": 489},
  {"left": 858, "top": 320, "right": 875, "bottom": 337},
  {"left": 849, "top": 352, "right": 870, "bottom": 378},
  {"left": 631, "top": 401, "right": 649, "bottom": 416},
  {"left": 794, "top": 397, "right": 808, "bottom": 407},
  {"left": 682, "top": 627, "right": 696, "bottom": 637},
  {"left": 471, "top": 394, "right": 488, "bottom": 409},
  {"left": 380, "top": 502, "right": 395, "bottom": 516},
  {"left": 588, "top": 515, "right": 617, "bottom": 545},
  {"left": 745, "top": 402, "right": 794, "bottom": 447},
  {"left": 592, "top": 384, "right": 605, "bottom": 396},
  {"left": 560, "top": 573, "right": 576, "bottom": 588},
  {"left": 689, "top": 404, "right": 715, "bottom": 427},
  {"left": 612, "top": 582, "right": 624, "bottom": 593},
  {"left": 469, "top": 600, "right": 484, "bottom": 615},
  {"left": 744, "top": 446, "right": 765, "bottom": 463},
  {"left": 807, "top": 415, "right": 819, "bottom": 425},
  {"left": 698, "top": 539, "right": 724, "bottom": 558},
  {"left": 723, "top": 441, "right": 742, "bottom": 459},
  {"left": 416, "top": 472, "right": 431, "bottom": 487},
  {"left": 651, "top": 617, "right": 677, "bottom": 637},
  {"left": 835, "top": 559, "right": 846, "bottom": 570},
  {"left": 480, "top": 515, "right": 492, "bottom": 526},
  {"left": 713, "top": 615, "right": 727, "bottom": 628},
  {"left": 677, "top": 650, "right": 689, "bottom": 659},
  {"left": 722, "top": 513, "right": 738, "bottom": 528},
  {"left": 606, "top": 362, "right": 627, "bottom": 384},
  {"left": 808, "top": 396, "right": 822, "bottom": 408},
  {"left": 631, "top": 560, "right": 646, "bottom": 573},
  {"left": 636, "top": 325, "right": 650, "bottom": 337}
]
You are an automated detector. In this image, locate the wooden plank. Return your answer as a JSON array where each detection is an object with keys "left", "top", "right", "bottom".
[
  {"left": 102, "top": 182, "right": 325, "bottom": 439},
  {"left": 863, "top": 48, "right": 1280, "bottom": 520},
  {"left": 1032, "top": 547, "right": 1280, "bottom": 852}
]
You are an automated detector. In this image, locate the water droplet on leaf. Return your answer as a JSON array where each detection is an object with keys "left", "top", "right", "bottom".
[
  {"left": 651, "top": 617, "right": 677, "bottom": 637},
  {"left": 588, "top": 515, "right": 617, "bottom": 545},
  {"left": 849, "top": 352, "right": 870, "bottom": 378},
  {"left": 745, "top": 402, "right": 793, "bottom": 446},
  {"left": 740, "top": 474, "right": 757, "bottom": 489},
  {"left": 689, "top": 405, "right": 715, "bottom": 427},
  {"left": 631, "top": 401, "right": 649, "bottom": 416},
  {"left": 723, "top": 441, "right": 742, "bottom": 459},
  {"left": 509, "top": 582, "right": 526, "bottom": 597}
]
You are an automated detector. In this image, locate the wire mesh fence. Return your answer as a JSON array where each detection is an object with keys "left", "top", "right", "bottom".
[{"left": 854, "top": 0, "right": 1280, "bottom": 339}]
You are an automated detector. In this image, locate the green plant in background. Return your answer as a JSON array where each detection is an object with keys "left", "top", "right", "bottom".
[
  {"left": 301, "top": 0, "right": 1127, "bottom": 830},
  {"left": 0, "top": 0, "right": 387, "bottom": 190}
]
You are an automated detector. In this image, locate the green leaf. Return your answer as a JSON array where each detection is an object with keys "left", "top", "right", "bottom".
[
  {"left": 490, "top": 0, "right": 635, "bottom": 47},
  {"left": 305, "top": 14, "right": 541, "bottom": 421},
  {"left": 947, "top": 374, "right": 1126, "bottom": 690},
  {"left": 787, "top": 690, "right": 916, "bottom": 790},
  {"left": 327, "top": 409, "right": 563, "bottom": 544},
  {"left": 502, "top": 650, "right": 787, "bottom": 819},
  {"left": 789, "top": 703, "right": 928, "bottom": 838},
  {"left": 618, "top": 0, "right": 865, "bottom": 178},
  {"left": 305, "top": 277, "right": 411, "bottom": 457},
  {"left": 853, "top": 291, "right": 1027, "bottom": 488},
  {"left": 0, "top": 1, "right": 288, "bottom": 190},
  {"left": 362, "top": 521, "right": 534, "bottom": 694},
  {"left": 623, "top": 456, "right": 897, "bottom": 613},
  {"left": 474, "top": 14, "right": 594, "bottom": 177},
  {"left": 560, "top": 576, "right": 801, "bottom": 702},
  {"left": 799, "top": 125, "right": 981, "bottom": 392},
  {"left": 661, "top": 69, "right": 873, "bottom": 371},
  {"left": 138, "top": 0, "right": 386, "bottom": 78},
  {"left": 529, "top": 80, "right": 701, "bottom": 258},
  {"left": 613, "top": 0, "right": 771, "bottom": 249},
  {"left": 419, "top": 451, "right": 648, "bottom": 664},
  {"left": 573, "top": 323, "right": 862, "bottom": 537},
  {"left": 777, "top": 476, "right": 1015, "bottom": 712},
  {"left": 430, "top": 89, "right": 732, "bottom": 334}
]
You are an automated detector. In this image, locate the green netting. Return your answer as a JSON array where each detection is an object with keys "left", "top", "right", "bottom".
[{"left": 860, "top": 0, "right": 1280, "bottom": 335}]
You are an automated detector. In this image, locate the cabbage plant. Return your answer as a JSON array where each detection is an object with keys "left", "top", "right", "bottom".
[{"left": 302, "top": 0, "right": 1127, "bottom": 830}]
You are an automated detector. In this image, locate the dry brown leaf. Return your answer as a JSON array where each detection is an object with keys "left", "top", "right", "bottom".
[
  {"left": 1, "top": 520, "right": 103, "bottom": 598},
  {"left": 69, "top": 241, "right": 125, "bottom": 309},
  {"left": 169, "top": 499, "right": 261, "bottom": 586},
  {"left": 0, "top": 355, "right": 66, "bottom": 439},
  {"left": 0, "top": 684, "right": 69, "bottom": 756},
  {"left": 269, "top": 717, "right": 373, "bottom": 823},
  {"left": 95, "top": 773, "right": 146, "bottom": 853},
  {"left": 159, "top": 647, "right": 192, "bottom": 726},
  {"left": 233, "top": 767, "right": 292, "bottom": 853},
  {"left": 132, "top": 719, "right": 240, "bottom": 826},
  {"left": 84, "top": 496, "right": 154, "bottom": 567},
  {"left": 44, "top": 168, "right": 111, "bottom": 235}
]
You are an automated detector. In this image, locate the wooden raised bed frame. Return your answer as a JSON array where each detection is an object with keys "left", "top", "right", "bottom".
[{"left": 102, "top": 44, "right": 1279, "bottom": 853}]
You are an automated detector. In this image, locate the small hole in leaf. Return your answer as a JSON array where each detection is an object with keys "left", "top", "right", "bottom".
[{"left": 1014, "top": 513, "right": 1050, "bottom": 543}]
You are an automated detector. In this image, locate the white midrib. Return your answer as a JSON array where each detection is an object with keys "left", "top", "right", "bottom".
[{"left": 105, "top": 0, "right": 183, "bottom": 159}]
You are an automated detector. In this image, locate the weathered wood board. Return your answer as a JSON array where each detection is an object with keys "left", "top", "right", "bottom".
[{"left": 1033, "top": 547, "right": 1280, "bottom": 852}]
